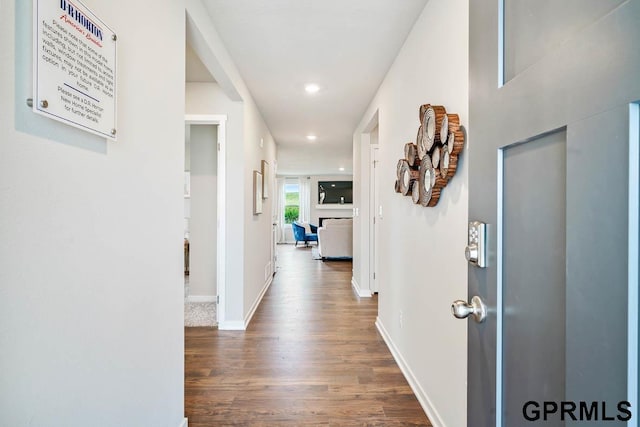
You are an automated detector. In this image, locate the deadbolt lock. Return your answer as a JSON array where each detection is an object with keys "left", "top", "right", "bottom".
[{"left": 465, "top": 221, "right": 487, "bottom": 268}]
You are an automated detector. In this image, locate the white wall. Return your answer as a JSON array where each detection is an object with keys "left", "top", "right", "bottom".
[
  {"left": 277, "top": 144, "right": 353, "bottom": 176},
  {"left": 188, "top": 124, "right": 217, "bottom": 298},
  {"left": 353, "top": 1, "right": 469, "bottom": 426},
  {"left": 0, "top": 0, "right": 185, "bottom": 425},
  {"left": 242, "top": 95, "right": 277, "bottom": 322}
]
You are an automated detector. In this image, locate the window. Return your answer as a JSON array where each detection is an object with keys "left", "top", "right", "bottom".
[{"left": 284, "top": 181, "right": 300, "bottom": 224}]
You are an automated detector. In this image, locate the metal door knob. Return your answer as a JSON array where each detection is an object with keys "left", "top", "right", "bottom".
[{"left": 451, "top": 296, "right": 487, "bottom": 323}]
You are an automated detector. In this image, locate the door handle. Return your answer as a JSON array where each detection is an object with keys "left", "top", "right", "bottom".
[{"left": 451, "top": 296, "right": 487, "bottom": 323}]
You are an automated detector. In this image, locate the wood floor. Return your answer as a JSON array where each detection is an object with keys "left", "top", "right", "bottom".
[{"left": 185, "top": 244, "right": 431, "bottom": 426}]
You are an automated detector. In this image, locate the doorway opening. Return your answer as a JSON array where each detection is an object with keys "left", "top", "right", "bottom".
[
  {"left": 184, "top": 116, "right": 227, "bottom": 326},
  {"left": 357, "top": 109, "right": 379, "bottom": 297}
]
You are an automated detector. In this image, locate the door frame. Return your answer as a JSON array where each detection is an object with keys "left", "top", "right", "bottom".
[
  {"left": 628, "top": 102, "right": 639, "bottom": 424},
  {"left": 354, "top": 109, "right": 379, "bottom": 297},
  {"left": 185, "top": 114, "right": 227, "bottom": 325},
  {"left": 369, "top": 144, "right": 380, "bottom": 294},
  {"left": 270, "top": 161, "right": 278, "bottom": 275}
]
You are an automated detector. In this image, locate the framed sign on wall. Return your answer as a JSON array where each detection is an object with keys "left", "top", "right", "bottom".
[{"left": 34, "top": 0, "right": 117, "bottom": 139}]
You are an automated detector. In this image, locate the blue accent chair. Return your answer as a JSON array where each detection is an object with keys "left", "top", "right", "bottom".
[{"left": 292, "top": 222, "right": 318, "bottom": 246}]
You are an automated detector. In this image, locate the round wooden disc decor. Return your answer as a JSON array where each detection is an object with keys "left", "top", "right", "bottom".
[
  {"left": 396, "top": 101, "right": 464, "bottom": 208},
  {"left": 403, "top": 168, "right": 410, "bottom": 189},
  {"left": 448, "top": 129, "right": 465, "bottom": 156},
  {"left": 427, "top": 165, "right": 445, "bottom": 207},
  {"left": 418, "top": 155, "right": 433, "bottom": 207},
  {"left": 419, "top": 104, "right": 430, "bottom": 122},
  {"left": 411, "top": 178, "right": 421, "bottom": 204},
  {"left": 440, "top": 150, "right": 458, "bottom": 180},
  {"left": 431, "top": 105, "right": 447, "bottom": 144},
  {"left": 447, "top": 133, "right": 455, "bottom": 154},
  {"left": 398, "top": 160, "right": 418, "bottom": 196},
  {"left": 447, "top": 153, "right": 459, "bottom": 180},
  {"left": 427, "top": 185, "right": 441, "bottom": 207},
  {"left": 417, "top": 126, "right": 426, "bottom": 159},
  {"left": 440, "top": 150, "right": 450, "bottom": 179},
  {"left": 432, "top": 145, "right": 441, "bottom": 169},
  {"left": 440, "top": 114, "right": 449, "bottom": 146},
  {"left": 446, "top": 113, "right": 460, "bottom": 133},
  {"left": 432, "top": 162, "right": 448, "bottom": 189},
  {"left": 404, "top": 142, "right": 419, "bottom": 167},
  {"left": 422, "top": 107, "right": 436, "bottom": 153},
  {"left": 396, "top": 158, "right": 405, "bottom": 179}
]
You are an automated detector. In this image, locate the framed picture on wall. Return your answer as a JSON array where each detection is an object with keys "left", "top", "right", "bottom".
[
  {"left": 253, "top": 170, "right": 263, "bottom": 214},
  {"left": 261, "top": 160, "right": 269, "bottom": 199}
]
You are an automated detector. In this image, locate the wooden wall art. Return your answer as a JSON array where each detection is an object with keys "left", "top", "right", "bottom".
[{"left": 394, "top": 103, "right": 465, "bottom": 207}]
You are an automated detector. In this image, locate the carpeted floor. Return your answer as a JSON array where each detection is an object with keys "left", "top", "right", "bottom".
[
  {"left": 184, "top": 276, "right": 217, "bottom": 327},
  {"left": 184, "top": 302, "right": 217, "bottom": 327}
]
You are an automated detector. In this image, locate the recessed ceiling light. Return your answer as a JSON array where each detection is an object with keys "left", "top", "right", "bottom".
[
  {"left": 304, "top": 83, "right": 320, "bottom": 94},
  {"left": 331, "top": 184, "right": 336, "bottom": 187},
  {"left": 339, "top": 167, "right": 345, "bottom": 171},
  {"left": 306, "top": 135, "right": 317, "bottom": 141}
]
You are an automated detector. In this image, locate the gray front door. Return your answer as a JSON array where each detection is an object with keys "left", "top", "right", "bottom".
[{"left": 467, "top": 1, "right": 640, "bottom": 426}]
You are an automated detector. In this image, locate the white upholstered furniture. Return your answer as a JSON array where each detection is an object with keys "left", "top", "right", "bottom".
[{"left": 317, "top": 218, "right": 353, "bottom": 259}]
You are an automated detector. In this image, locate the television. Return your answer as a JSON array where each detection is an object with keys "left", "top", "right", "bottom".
[{"left": 318, "top": 181, "right": 352, "bottom": 204}]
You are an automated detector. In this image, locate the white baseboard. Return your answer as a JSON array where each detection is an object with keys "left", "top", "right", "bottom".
[
  {"left": 375, "top": 317, "right": 445, "bottom": 427},
  {"left": 244, "top": 274, "right": 274, "bottom": 327},
  {"left": 179, "top": 417, "right": 188, "bottom": 427},
  {"left": 218, "top": 274, "right": 274, "bottom": 331},
  {"left": 218, "top": 320, "right": 245, "bottom": 330},
  {"left": 186, "top": 295, "right": 216, "bottom": 303},
  {"left": 351, "top": 277, "right": 372, "bottom": 298}
]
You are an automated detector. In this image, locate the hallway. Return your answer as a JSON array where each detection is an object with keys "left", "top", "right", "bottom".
[{"left": 185, "top": 244, "right": 431, "bottom": 426}]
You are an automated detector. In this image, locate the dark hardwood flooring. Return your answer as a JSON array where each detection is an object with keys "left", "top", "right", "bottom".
[{"left": 185, "top": 244, "right": 431, "bottom": 426}]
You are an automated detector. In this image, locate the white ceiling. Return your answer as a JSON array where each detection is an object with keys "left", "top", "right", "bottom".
[{"left": 199, "top": 0, "right": 428, "bottom": 175}]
